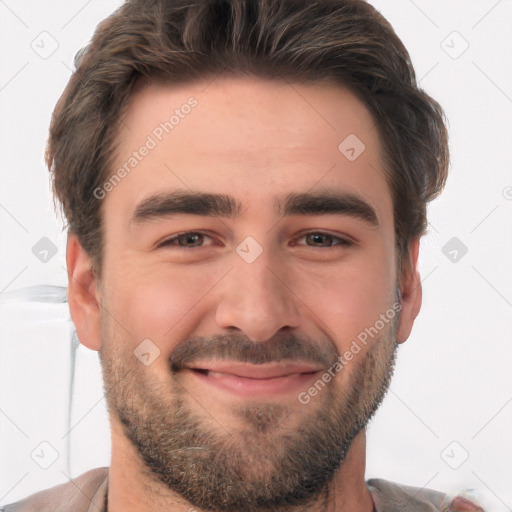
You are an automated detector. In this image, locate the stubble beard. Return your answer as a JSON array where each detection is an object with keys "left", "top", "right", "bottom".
[{"left": 99, "top": 316, "right": 398, "bottom": 512}]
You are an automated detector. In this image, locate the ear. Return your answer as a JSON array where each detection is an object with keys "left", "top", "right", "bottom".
[
  {"left": 66, "top": 233, "right": 102, "bottom": 351},
  {"left": 396, "top": 237, "right": 422, "bottom": 344}
]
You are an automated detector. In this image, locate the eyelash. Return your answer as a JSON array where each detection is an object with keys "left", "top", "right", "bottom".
[
  {"left": 158, "top": 232, "right": 208, "bottom": 249},
  {"left": 157, "top": 231, "right": 354, "bottom": 250},
  {"left": 291, "top": 233, "right": 354, "bottom": 248}
]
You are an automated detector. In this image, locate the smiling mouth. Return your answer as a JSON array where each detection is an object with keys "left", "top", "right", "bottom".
[{"left": 184, "top": 361, "right": 325, "bottom": 397}]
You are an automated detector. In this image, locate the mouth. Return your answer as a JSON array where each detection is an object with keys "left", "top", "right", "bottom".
[{"left": 184, "top": 361, "right": 325, "bottom": 398}]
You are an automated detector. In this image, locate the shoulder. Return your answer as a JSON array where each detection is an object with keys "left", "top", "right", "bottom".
[
  {"left": 367, "top": 478, "right": 484, "bottom": 512},
  {"left": 1, "top": 467, "right": 109, "bottom": 512}
]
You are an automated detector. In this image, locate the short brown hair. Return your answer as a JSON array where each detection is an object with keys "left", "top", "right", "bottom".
[{"left": 47, "top": 0, "right": 449, "bottom": 278}]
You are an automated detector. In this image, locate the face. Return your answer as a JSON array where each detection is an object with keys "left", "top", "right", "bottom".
[{"left": 71, "top": 76, "right": 420, "bottom": 511}]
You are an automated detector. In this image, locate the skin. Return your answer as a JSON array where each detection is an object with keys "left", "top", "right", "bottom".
[{"left": 66, "top": 76, "right": 422, "bottom": 512}]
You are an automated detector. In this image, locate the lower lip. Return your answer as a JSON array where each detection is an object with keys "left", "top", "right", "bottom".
[{"left": 188, "top": 369, "right": 322, "bottom": 398}]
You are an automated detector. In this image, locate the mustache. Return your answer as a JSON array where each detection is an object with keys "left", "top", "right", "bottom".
[{"left": 169, "top": 333, "right": 339, "bottom": 372}]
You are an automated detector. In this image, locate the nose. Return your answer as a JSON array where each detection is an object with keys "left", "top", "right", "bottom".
[{"left": 215, "top": 248, "right": 301, "bottom": 343}]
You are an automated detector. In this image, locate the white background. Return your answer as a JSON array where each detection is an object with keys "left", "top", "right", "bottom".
[{"left": 0, "top": 0, "right": 511, "bottom": 509}]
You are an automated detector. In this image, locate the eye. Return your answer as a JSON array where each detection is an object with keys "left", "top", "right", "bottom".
[
  {"left": 293, "top": 232, "right": 354, "bottom": 248},
  {"left": 158, "top": 231, "right": 213, "bottom": 249}
]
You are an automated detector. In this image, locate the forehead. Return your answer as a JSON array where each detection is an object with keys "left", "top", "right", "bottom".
[{"left": 104, "top": 76, "right": 392, "bottom": 229}]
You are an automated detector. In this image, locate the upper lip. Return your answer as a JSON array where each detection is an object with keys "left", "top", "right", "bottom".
[{"left": 186, "top": 361, "right": 324, "bottom": 379}]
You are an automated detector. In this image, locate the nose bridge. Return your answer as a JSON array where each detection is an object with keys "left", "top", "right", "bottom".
[{"left": 215, "top": 242, "right": 301, "bottom": 342}]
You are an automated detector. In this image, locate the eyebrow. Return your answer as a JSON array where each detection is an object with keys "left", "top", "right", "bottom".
[
  {"left": 280, "top": 190, "right": 378, "bottom": 226},
  {"left": 130, "top": 188, "right": 379, "bottom": 227},
  {"left": 131, "top": 190, "right": 241, "bottom": 224}
]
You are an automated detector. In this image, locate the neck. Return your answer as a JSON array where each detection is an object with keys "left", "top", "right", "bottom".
[{"left": 107, "top": 423, "right": 374, "bottom": 512}]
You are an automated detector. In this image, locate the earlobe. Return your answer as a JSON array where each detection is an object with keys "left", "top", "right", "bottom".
[
  {"left": 66, "top": 233, "right": 102, "bottom": 351},
  {"left": 396, "top": 237, "right": 422, "bottom": 344}
]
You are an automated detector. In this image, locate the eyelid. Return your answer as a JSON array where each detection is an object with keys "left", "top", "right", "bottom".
[
  {"left": 157, "top": 230, "right": 355, "bottom": 250},
  {"left": 290, "top": 231, "right": 355, "bottom": 248},
  {"left": 157, "top": 231, "right": 214, "bottom": 248}
]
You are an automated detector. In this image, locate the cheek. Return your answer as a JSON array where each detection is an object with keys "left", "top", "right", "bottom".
[
  {"left": 292, "top": 246, "right": 396, "bottom": 346},
  {"left": 104, "top": 262, "right": 225, "bottom": 348}
]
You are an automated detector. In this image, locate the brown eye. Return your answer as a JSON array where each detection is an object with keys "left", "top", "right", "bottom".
[
  {"left": 159, "top": 232, "right": 208, "bottom": 248},
  {"left": 300, "top": 232, "right": 353, "bottom": 248}
]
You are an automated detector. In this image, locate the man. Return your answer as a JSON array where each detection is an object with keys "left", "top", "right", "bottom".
[{"left": 2, "top": 0, "right": 484, "bottom": 511}]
